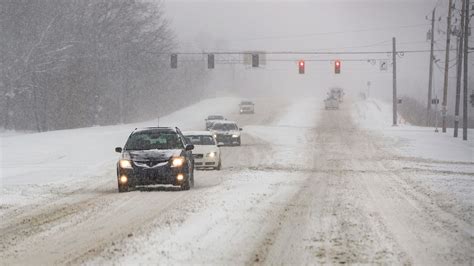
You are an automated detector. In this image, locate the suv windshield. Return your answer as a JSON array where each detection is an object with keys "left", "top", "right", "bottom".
[
  {"left": 185, "top": 135, "right": 216, "bottom": 145},
  {"left": 212, "top": 123, "right": 238, "bottom": 131},
  {"left": 208, "top": 115, "right": 224, "bottom": 120},
  {"left": 125, "top": 131, "right": 183, "bottom": 150}
]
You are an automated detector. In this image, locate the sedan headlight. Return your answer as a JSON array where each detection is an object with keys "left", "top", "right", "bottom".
[
  {"left": 232, "top": 134, "right": 239, "bottom": 138},
  {"left": 206, "top": 152, "right": 216, "bottom": 158},
  {"left": 171, "top": 157, "right": 185, "bottom": 167},
  {"left": 119, "top": 159, "right": 133, "bottom": 169}
]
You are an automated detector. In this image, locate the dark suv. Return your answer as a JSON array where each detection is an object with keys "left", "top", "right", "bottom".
[{"left": 115, "top": 127, "right": 194, "bottom": 192}]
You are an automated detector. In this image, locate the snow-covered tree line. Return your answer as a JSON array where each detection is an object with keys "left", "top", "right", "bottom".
[{"left": 0, "top": 0, "right": 209, "bottom": 131}]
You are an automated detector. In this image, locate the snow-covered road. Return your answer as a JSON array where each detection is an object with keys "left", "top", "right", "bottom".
[{"left": 1, "top": 97, "right": 472, "bottom": 265}]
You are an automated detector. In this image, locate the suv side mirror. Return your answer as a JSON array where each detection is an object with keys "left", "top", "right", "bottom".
[
  {"left": 185, "top": 144, "right": 194, "bottom": 151},
  {"left": 115, "top": 147, "right": 122, "bottom": 153}
]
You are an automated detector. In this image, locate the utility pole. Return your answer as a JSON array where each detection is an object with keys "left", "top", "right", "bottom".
[
  {"left": 427, "top": 8, "right": 436, "bottom": 126},
  {"left": 462, "top": 0, "right": 470, "bottom": 140},
  {"left": 392, "top": 37, "right": 398, "bottom": 126},
  {"left": 442, "top": 0, "right": 453, "bottom": 133},
  {"left": 454, "top": 0, "right": 466, "bottom": 138}
]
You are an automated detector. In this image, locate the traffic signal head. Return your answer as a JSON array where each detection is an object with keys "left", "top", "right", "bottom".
[
  {"left": 208, "top": 54, "right": 215, "bottom": 69},
  {"left": 335, "top": 60, "right": 341, "bottom": 74},
  {"left": 170, "top": 54, "right": 178, "bottom": 69},
  {"left": 252, "top": 54, "right": 259, "bottom": 67},
  {"left": 298, "top": 60, "right": 305, "bottom": 74}
]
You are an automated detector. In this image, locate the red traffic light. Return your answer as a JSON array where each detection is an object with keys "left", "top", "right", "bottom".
[
  {"left": 298, "top": 60, "right": 305, "bottom": 74},
  {"left": 335, "top": 60, "right": 341, "bottom": 74}
]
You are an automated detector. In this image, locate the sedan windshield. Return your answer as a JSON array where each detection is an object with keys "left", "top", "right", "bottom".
[
  {"left": 125, "top": 132, "right": 183, "bottom": 150},
  {"left": 185, "top": 135, "right": 216, "bottom": 145},
  {"left": 212, "top": 123, "right": 238, "bottom": 131}
]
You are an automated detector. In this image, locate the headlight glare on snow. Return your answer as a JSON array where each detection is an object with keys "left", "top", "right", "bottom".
[
  {"left": 119, "top": 160, "right": 133, "bottom": 169},
  {"left": 171, "top": 157, "right": 185, "bottom": 167}
]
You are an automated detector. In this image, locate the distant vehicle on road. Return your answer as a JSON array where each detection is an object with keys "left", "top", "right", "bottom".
[
  {"left": 115, "top": 127, "right": 195, "bottom": 192},
  {"left": 239, "top": 101, "right": 255, "bottom": 114},
  {"left": 205, "top": 115, "right": 226, "bottom": 130},
  {"left": 325, "top": 96, "right": 339, "bottom": 110},
  {"left": 184, "top": 131, "right": 222, "bottom": 170},
  {"left": 330, "top": 88, "right": 344, "bottom": 102},
  {"left": 210, "top": 121, "right": 242, "bottom": 146}
]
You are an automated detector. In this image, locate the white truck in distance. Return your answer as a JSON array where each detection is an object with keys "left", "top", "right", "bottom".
[{"left": 239, "top": 101, "right": 255, "bottom": 114}]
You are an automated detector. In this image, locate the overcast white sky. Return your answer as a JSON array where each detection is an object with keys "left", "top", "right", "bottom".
[{"left": 162, "top": 0, "right": 471, "bottom": 108}]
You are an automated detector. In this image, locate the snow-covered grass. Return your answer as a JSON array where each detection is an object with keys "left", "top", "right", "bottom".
[
  {"left": 0, "top": 129, "right": 34, "bottom": 137},
  {"left": 0, "top": 97, "right": 241, "bottom": 208},
  {"left": 353, "top": 98, "right": 473, "bottom": 163}
]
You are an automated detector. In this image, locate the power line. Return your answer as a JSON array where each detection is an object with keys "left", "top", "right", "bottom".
[
  {"left": 227, "top": 23, "right": 430, "bottom": 42},
  {"left": 317, "top": 40, "right": 392, "bottom": 51},
  {"left": 171, "top": 49, "right": 444, "bottom": 55}
]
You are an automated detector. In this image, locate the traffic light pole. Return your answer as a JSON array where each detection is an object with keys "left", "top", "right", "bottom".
[
  {"left": 462, "top": 0, "right": 470, "bottom": 140},
  {"left": 392, "top": 37, "right": 398, "bottom": 126},
  {"left": 427, "top": 8, "right": 436, "bottom": 126},
  {"left": 442, "top": 0, "right": 453, "bottom": 133}
]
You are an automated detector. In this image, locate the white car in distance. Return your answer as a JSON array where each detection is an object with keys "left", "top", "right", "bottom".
[{"left": 184, "top": 131, "right": 222, "bottom": 170}]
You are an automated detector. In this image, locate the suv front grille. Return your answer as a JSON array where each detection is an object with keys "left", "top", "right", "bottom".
[{"left": 134, "top": 160, "right": 168, "bottom": 168}]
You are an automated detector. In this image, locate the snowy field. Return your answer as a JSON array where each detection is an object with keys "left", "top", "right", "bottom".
[
  {"left": 353, "top": 98, "right": 473, "bottom": 163},
  {"left": 1, "top": 96, "right": 472, "bottom": 265}
]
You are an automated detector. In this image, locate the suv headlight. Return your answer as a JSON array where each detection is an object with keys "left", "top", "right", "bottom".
[
  {"left": 232, "top": 134, "right": 239, "bottom": 138},
  {"left": 171, "top": 157, "right": 185, "bottom": 167},
  {"left": 206, "top": 152, "right": 216, "bottom": 158},
  {"left": 119, "top": 159, "right": 133, "bottom": 169}
]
